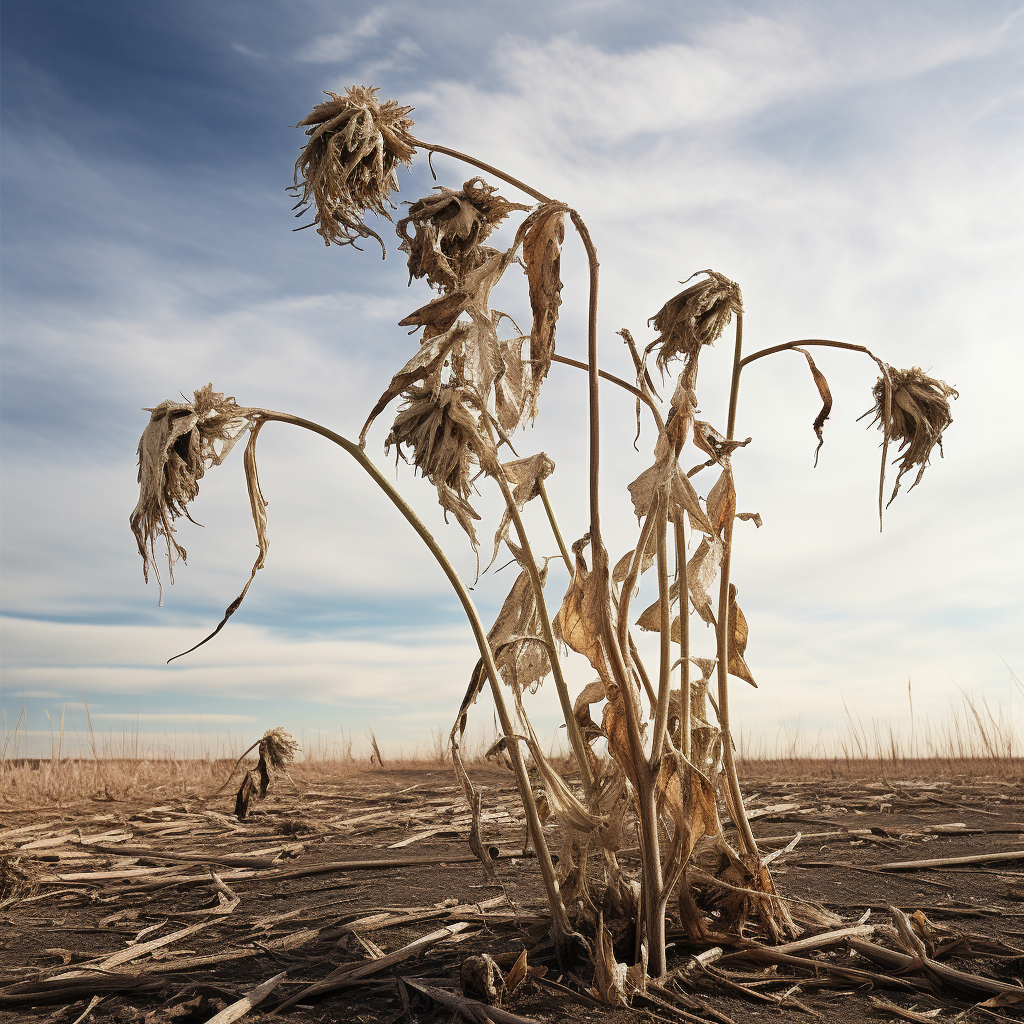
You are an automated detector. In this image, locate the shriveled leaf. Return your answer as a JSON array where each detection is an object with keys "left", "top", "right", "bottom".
[
  {"left": 705, "top": 469, "right": 736, "bottom": 538},
  {"left": 494, "top": 334, "right": 529, "bottom": 432},
  {"left": 686, "top": 535, "right": 721, "bottom": 626},
  {"left": 611, "top": 542, "right": 655, "bottom": 584},
  {"left": 736, "top": 511, "right": 761, "bottom": 527},
  {"left": 656, "top": 748, "right": 721, "bottom": 868},
  {"left": 627, "top": 444, "right": 712, "bottom": 535},
  {"left": 359, "top": 324, "right": 466, "bottom": 444},
  {"left": 573, "top": 680, "right": 607, "bottom": 742},
  {"left": 727, "top": 583, "right": 756, "bottom": 687},
  {"left": 792, "top": 346, "right": 833, "bottom": 466},
  {"left": 488, "top": 562, "right": 552, "bottom": 693},
  {"left": 489, "top": 453, "right": 555, "bottom": 568},
  {"left": 692, "top": 420, "right": 751, "bottom": 464},
  {"left": 552, "top": 537, "right": 616, "bottom": 683},
  {"left": 517, "top": 203, "right": 567, "bottom": 417}
]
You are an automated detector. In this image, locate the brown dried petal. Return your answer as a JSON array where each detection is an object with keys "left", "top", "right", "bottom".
[
  {"left": 292, "top": 86, "right": 416, "bottom": 251},
  {"left": 517, "top": 203, "right": 568, "bottom": 418},
  {"left": 866, "top": 366, "right": 957, "bottom": 505},
  {"left": 648, "top": 270, "right": 743, "bottom": 374},
  {"left": 385, "top": 384, "right": 494, "bottom": 549},
  {"left": 398, "top": 179, "right": 527, "bottom": 290},
  {"left": 131, "top": 384, "right": 255, "bottom": 593}
]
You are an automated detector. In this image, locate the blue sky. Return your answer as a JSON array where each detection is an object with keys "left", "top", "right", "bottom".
[{"left": 2, "top": 0, "right": 1022, "bottom": 759}]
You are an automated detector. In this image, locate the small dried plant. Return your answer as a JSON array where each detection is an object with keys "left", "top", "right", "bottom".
[
  {"left": 211, "top": 727, "right": 299, "bottom": 819},
  {"left": 130, "top": 86, "right": 956, "bottom": 997}
]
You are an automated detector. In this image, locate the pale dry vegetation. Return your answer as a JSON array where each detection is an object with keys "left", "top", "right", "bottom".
[{"left": 108, "top": 82, "right": 974, "bottom": 1014}]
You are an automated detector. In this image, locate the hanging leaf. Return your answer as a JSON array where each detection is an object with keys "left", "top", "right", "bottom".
[
  {"left": 686, "top": 536, "right": 722, "bottom": 626},
  {"left": 494, "top": 334, "right": 528, "bottom": 432},
  {"left": 791, "top": 346, "right": 833, "bottom": 467},
  {"left": 516, "top": 203, "right": 568, "bottom": 417},
  {"left": 488, "top": 453, "right": 555, "bottom": 568},
  {"left": 727, "top": 583, "right": 756, "bottom": 687}
]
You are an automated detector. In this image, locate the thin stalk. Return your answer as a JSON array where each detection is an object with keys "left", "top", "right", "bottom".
[
  {"left": 551, "top": 354, "right": 662, "bottom": 423},
  {"left": 650, "top": 497, "right": 672, "bottom": 765},
  {"left": 716, "top": 312, "right": 759, "bottom": 858},
  {"left": 410, "top": 139, "right": 551, "bottom": 205},
  {"left": 257, "top": 410, "right": 573, "bottom": 945},
  {"left": 537, "top": 477, "right": 573, "bottom": 575},
  {"left": 612, "top": 498, "right": 666, "bottom": 976},
  {"left": 568, "top": 209, "right": 603, "bottom": 555},
  {"left": 482, "top": 417, "right": 594, "bottom": 798},
  {"left": 673, "top": 514, "right": 690, "bottom": 759}
]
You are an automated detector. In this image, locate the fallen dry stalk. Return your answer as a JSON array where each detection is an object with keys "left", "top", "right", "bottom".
[{"left": 129, "top": 81, "right": 958, "bottom": 1005}]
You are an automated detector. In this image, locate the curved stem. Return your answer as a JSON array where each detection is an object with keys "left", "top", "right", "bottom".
[
  {"left": 716, "top": 312, "right": 759, "bottom": 858},
  {"left": 736, "top": 338, "right": 894, "bottom": 529},
  {"left": 551, "top": 354, "right": 661, "bottom": 420},
  {"left": 568, "top": 210, "right": 604, "bottom": 556},
  {"left": 409, "top": 139, "right": 551, "bottom": 204},
  {"left": 256, "top": 410, "right": 572, "bottom": 940}
]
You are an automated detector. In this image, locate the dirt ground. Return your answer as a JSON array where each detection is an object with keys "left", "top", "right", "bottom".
[{"left": 1, "top": 760, "right": 1022, "bottom": 1023}]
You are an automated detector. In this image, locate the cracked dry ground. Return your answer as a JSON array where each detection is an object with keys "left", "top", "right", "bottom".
[{"left": 1, "top": 763, "right": 1022, "bottom": 1023}]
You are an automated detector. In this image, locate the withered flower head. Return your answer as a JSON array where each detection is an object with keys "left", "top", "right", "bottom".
[
  {"left": 867, "top": 366, "right": 957, "bottom": 503},
  {"left": 648, "top": 270, "right": 743, "bottom": 374},
  {"left": 397, "top": 177, "right": 528, "bottom": 290},
  {"left": 260, "top": 727, "right": 299, "bottom": 771},
  {"left": 292, "top": 85, "right": 416, "bottom": 251},
  {"left": 385, "top": 384, "right": 496, "bottom": 549},
  {"left": 131, "top": 384, "right": 255, "bottom": 591}
]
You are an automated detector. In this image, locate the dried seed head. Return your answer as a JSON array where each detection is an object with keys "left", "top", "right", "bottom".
[
  {"left": 398, "top": 178, "right": 528, "bottom": 290},
  {"left": 648, "top": 270, "right": 743, "bottom": 374},
  {"left": 868, "top": 366, "right": 957, "bottom": 503},
  {"left": 260, "top": 728, "right": 299, "bottom": 771},
  {"left": 292, "top": 85, "right": 416, "bottom": 251},
  {"left": 385, "top": 384, "right": 495, "bottom": 548},
  {"left": 131, "top": 384, "right": 256, "bottom": 592}
]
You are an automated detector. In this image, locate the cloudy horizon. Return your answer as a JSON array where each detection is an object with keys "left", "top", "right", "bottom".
[{"left": 2, "top": 0, "right": 1021, "bottom": 760}]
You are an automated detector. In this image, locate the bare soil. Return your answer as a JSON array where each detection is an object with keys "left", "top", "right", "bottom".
[{"left": 1, "top": 760, "right": 1022, "bottom": 1023}]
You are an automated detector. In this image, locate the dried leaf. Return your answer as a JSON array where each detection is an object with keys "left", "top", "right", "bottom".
[
  {"left": 735, "top": 511, "right": 761, "bottom": 528},
  {"left": 686, "top": 535, "right": 721, "bottom": 625},
  {"left": 573, "top": 680, "right": 607, "bottom": 742},
  {"left": 517, "top": 203, "right": 567, "bottom": 417},
  {"left": 692, "top": 420, "right": 751, "bottom": 464},
  {"left": 461, "top": 954, "right": 504, "bottom": 1005},
  {"left": 656, "top": 748, "right": 721, "bottom": 870},
  {"left": 552, "top": 537, "right": 615, "bottom": 683},
  {"left": 705, "top": 469, "right": 736, "bottom": 538},
  {"left": 727, "top": 583, "right": 756, "bottom": 687},
  {"left": 612, "top": 543, "right": 655, "bottom": 584},
  {"left": 792, "top": 346, "right": 833, "bottom": 466},
  {"left": 489, "top": 453, "right": 555, "bottom": 568},
  {"left": 627, "top": 443, "right": 712, "bottom": 535},
  {"left": 494, "top": 334, "right": 529, "bottom": 432},
  {"left": 360, "top": 325, "right": 467, "bottom": 444},
  {"left": 234, "top": 770, "right": 260, "bottom": 820},
  {"left": 291, "top": 86, "right": 416, "bottom": 252}
]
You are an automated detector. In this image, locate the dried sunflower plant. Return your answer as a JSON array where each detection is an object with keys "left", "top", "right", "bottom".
[{"left": 130, "top": 85, "right": 957, "bottom": 993}]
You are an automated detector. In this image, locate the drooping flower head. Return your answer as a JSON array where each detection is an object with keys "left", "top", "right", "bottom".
[
  {"left": 292, "top": 86, "right": 416, "bottom": 251},
  {"left": 867, "top": 366, "right": 957, "bottom": 504},
  {"left": 397, "top": 178, "right": 528, "bottom": 291},
  {"left": 131, "top": 385, "right": 256, "bottom": 592},
  {"left": 648, "top": 270, "right": 743, "bottom": 375},
  {"left": 385, "top": 383, "right": 496, "bottom": 550}
]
